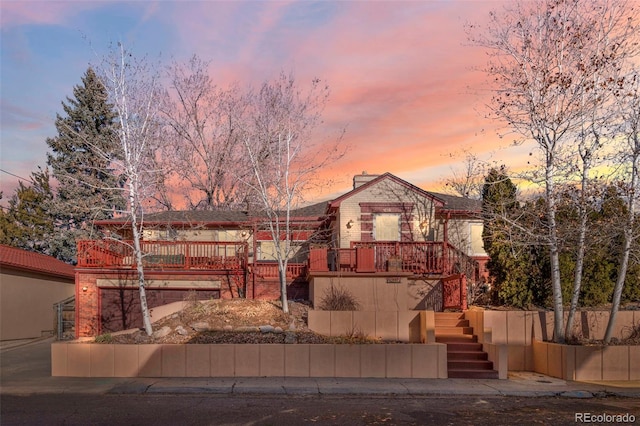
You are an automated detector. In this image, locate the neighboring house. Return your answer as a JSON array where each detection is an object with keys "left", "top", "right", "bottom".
[
  {"left": 74, "top": 172, "right": 488, "bottom": 337},
  {"left": 0, "top": 245, "right": 75, "bottom": 340}
]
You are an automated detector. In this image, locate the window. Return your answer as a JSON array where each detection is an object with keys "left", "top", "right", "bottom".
[
  {"left": 470, "top": 223, "right": 485, "bottom": 255},
  {"left": 374, "top": 214, "right": 400, "bottom": 241}
]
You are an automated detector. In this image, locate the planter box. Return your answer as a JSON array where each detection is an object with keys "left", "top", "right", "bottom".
[
  {"left": 387, "top": 257, "right": 402, "bottom": 272},
  {"left": 52, "top": 342, "right": 448, "bottom": 379},
  {"left": 532, "top": 339, "right": 639, "bottom": 381}
]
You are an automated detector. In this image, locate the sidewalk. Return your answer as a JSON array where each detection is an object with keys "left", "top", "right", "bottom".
[{"left": 2, "top": 338, "right": 639, "bottom": 398}]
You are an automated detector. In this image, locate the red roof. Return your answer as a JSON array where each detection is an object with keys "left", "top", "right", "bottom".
[{"left": 0, "top": 245, "right": 75, "bottom": 280}]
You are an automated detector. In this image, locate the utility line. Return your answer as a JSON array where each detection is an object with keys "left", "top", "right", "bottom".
[{"left": 0, "top": 168, "right": 30, "bottom": 182}]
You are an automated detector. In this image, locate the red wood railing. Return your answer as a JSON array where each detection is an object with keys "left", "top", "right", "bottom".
[
  {"left": 308, "top": 241, "right": 478, "bottom": 277},
  {"left": 350, "top": 241, "right": 445, "bottom": 273},
  {"left": 252, "top": 262, "right": 307, "bottom": 280},
  {"left": 77, "top": 240, "right": 248, "bottom": 271}
]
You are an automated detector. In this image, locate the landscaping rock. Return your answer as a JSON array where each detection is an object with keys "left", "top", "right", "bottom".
[
  {"left": 190, "top": 322, "right": 211, "bottom": 332},
  {"left": 175, "top": 325, "right": 189, "bottom": 336},
  {"left": 152, "top": 326, "right": 172, "bottom": 339},
  {"left": 133, "top": 333, "right": 151, "bottom": 344},
  {"left": 274, "top": 327, "right": 284, "bottom": 334},
  {"left": 259, "top": 325, "right": 275, "bottom": 333}
]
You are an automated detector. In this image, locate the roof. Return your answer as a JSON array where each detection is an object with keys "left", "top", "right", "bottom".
[
  {"left": 329, "top": 172, "right": 443, "bottom": 208},
  {"left": 94, "top": 201, "right": 330, "bottom": 228},
  {"left": 0, "top": 245, "right": 75, "bottom": 280},
  {"left": 288, "top": 201, "right": 330, "bottom": 218},
  {"left": 95, "top": 210, "right": 250, "bottom": 227},
  {"left": 426, "top": 192, "right": 482, "bottom": 213},
  {"left": 328, "top": 172, "right": 481, "bottom": 214}
]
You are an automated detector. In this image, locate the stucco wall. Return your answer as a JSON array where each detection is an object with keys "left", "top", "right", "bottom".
[
  {"left": 465, "top": 308, "right": 640, "bottom": 372},
  {"left": 0, "top": 268, "right": 74, "bottom": 340},
  {"left": 52, "top": 342, "right": 448, "bottom": 378},
  {"left": 310, "top": 275, "right": 441, "bottom": 312}
]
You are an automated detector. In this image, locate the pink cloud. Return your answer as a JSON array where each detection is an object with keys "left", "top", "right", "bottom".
[{"left": 0, "top": 1, "right": 102, "bottom": 29}]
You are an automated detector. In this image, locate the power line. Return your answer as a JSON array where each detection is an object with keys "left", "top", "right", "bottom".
[{"left": 0, "top": 169, "right": 30, "bottom": 182}]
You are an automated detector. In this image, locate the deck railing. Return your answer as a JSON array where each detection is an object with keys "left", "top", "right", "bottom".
[
  {"left": 308, "top": 241, "right": 478, "bottom": 277},
  {"left": 349, "top": 241, "right": 446, "bottom": 274},
  {"left": 77, "top": 240, "right": 248, "bottom": 271},
  {"left": 252, "top": 262, "right": 307, "bottom": 280}
]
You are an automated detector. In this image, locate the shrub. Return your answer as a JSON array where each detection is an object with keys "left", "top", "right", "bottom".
[
  {"left": 318, "top": 285, "right": 360, "bottom": 311},
  {"left": 94, "top": 333, "right": 113, "bottom": 343}
]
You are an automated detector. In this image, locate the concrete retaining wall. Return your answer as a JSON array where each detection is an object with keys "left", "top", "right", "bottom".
[
  {"left": 307, "top": 310, "right": 427, "bottom": 343},
  {"left": 309, "top": 276, "right": 442, "bottom": 312},
  {"left": 465, "top": 308, "right": 640, "bottom": 379},
  {"left": 532, "top": 340, "right": 640, "bottom": 381},
  {"left": 51, "top": 342, "right": 448, "bottom": 378}
]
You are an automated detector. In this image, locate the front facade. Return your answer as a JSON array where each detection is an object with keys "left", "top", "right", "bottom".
[{"left": 74, "top": 172, "right": 488, "bottom": 337}]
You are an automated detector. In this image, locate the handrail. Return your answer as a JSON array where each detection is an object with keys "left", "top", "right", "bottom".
[
  {"left": 347, "top": 241, "right": 447, "bottom": 274},
  {"left": 77, "top": 240, "right": 248, "bottom": 271},
  {"left": 252, "top": 262, "right": 307, "bottom": 280}
]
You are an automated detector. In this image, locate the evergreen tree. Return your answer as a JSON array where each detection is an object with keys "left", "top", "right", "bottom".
[
  {"left": 0, "top": 168, "right": 55, "bottom": 254},
  {"left": 46, "top": 67, "right": 125, "bottom": 262},
  {"left": 482, "top": 167, "right": 548, "bottom": 307}
]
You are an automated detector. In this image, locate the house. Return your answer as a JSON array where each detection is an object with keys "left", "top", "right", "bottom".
[
  {"left": 74, "top": 172, "right": 488, "bottom": 337},
  {"left": 308, "top": 172, "right": 488, "bottom": 314},
  {"left": 0, "top": 245, "right": 75, "bottom": 340}
]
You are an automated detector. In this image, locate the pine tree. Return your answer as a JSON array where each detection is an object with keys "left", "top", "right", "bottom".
[
  {"left": 0, "top": 168, "right": 55, "bottom": 254},
  {"left": 46, "top": 67, "right": 125, "bottom": 262},
  {"left": 481, "top": 167, "right": 539, "bottom": 307}
]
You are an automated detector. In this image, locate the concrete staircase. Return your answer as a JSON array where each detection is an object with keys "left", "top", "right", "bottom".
[{"left": 435, "top": 312, "right": 499, "bottom": 379}]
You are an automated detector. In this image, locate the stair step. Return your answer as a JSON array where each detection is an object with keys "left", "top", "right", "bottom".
[
  {"left": 435, "top": 335, "right": 478, "bottom": 343},
  {"left": 447, "top": 351, "right": 488, "bottom": 361},
  {"left": 434, "top": 319, "right": 470, "bottom": 327},
  {"left": 443, "top": 342, "right": 483, "bottom": 352},
  {"left": 434, "top": 312, "right": 465, "bottom": 320},
  {"left": 435, "top": 326, "right": 473, "bottom": 335},
  {"left": 448, "top": 359, "right": 494, "bottom": 370},
  {"left": 448, "top": 369, "right": 499, "bottom": 379}
]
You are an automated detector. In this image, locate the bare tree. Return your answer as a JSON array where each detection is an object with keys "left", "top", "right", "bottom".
[
  {"left": 605, "top": 69, "right": 640, "bottom": 343},
  {"left": 96, "top": 43, "right": 165, "bottom": 336},
  {"left": 562, "top": 2, "right": 640, "bottom": 339},
  {"left": 161, "top": 55, "right": 252, "bottom": 210},
  {"left": 469, "top": 0, "right": 640, "bottom": 343},
  {"left": 443, "top": 152, "right": 487, "bottom": 200},
  {"left": 241, "top": 72, "right": 344, "bottom": 313}
]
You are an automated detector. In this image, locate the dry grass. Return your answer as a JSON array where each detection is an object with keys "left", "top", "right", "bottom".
[{"left": 102, "top": 298, "right": 384, "bottom": 345}]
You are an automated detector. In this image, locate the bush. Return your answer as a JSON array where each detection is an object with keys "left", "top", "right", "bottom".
[
  {"left": 94, "top": 333, "right": 113, "bottom": 343},
  {"left": 318, "top": 285, "right": 360, "bottom": 311}
]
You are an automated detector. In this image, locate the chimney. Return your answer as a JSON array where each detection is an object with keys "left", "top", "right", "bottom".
[{"left": 353, "top": 171, "right": 379, "bottom": 189}]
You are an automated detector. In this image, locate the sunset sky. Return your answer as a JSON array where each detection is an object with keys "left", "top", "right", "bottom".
[{"left": 0, "top": 0, "right": 529, "bottom": 206}]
